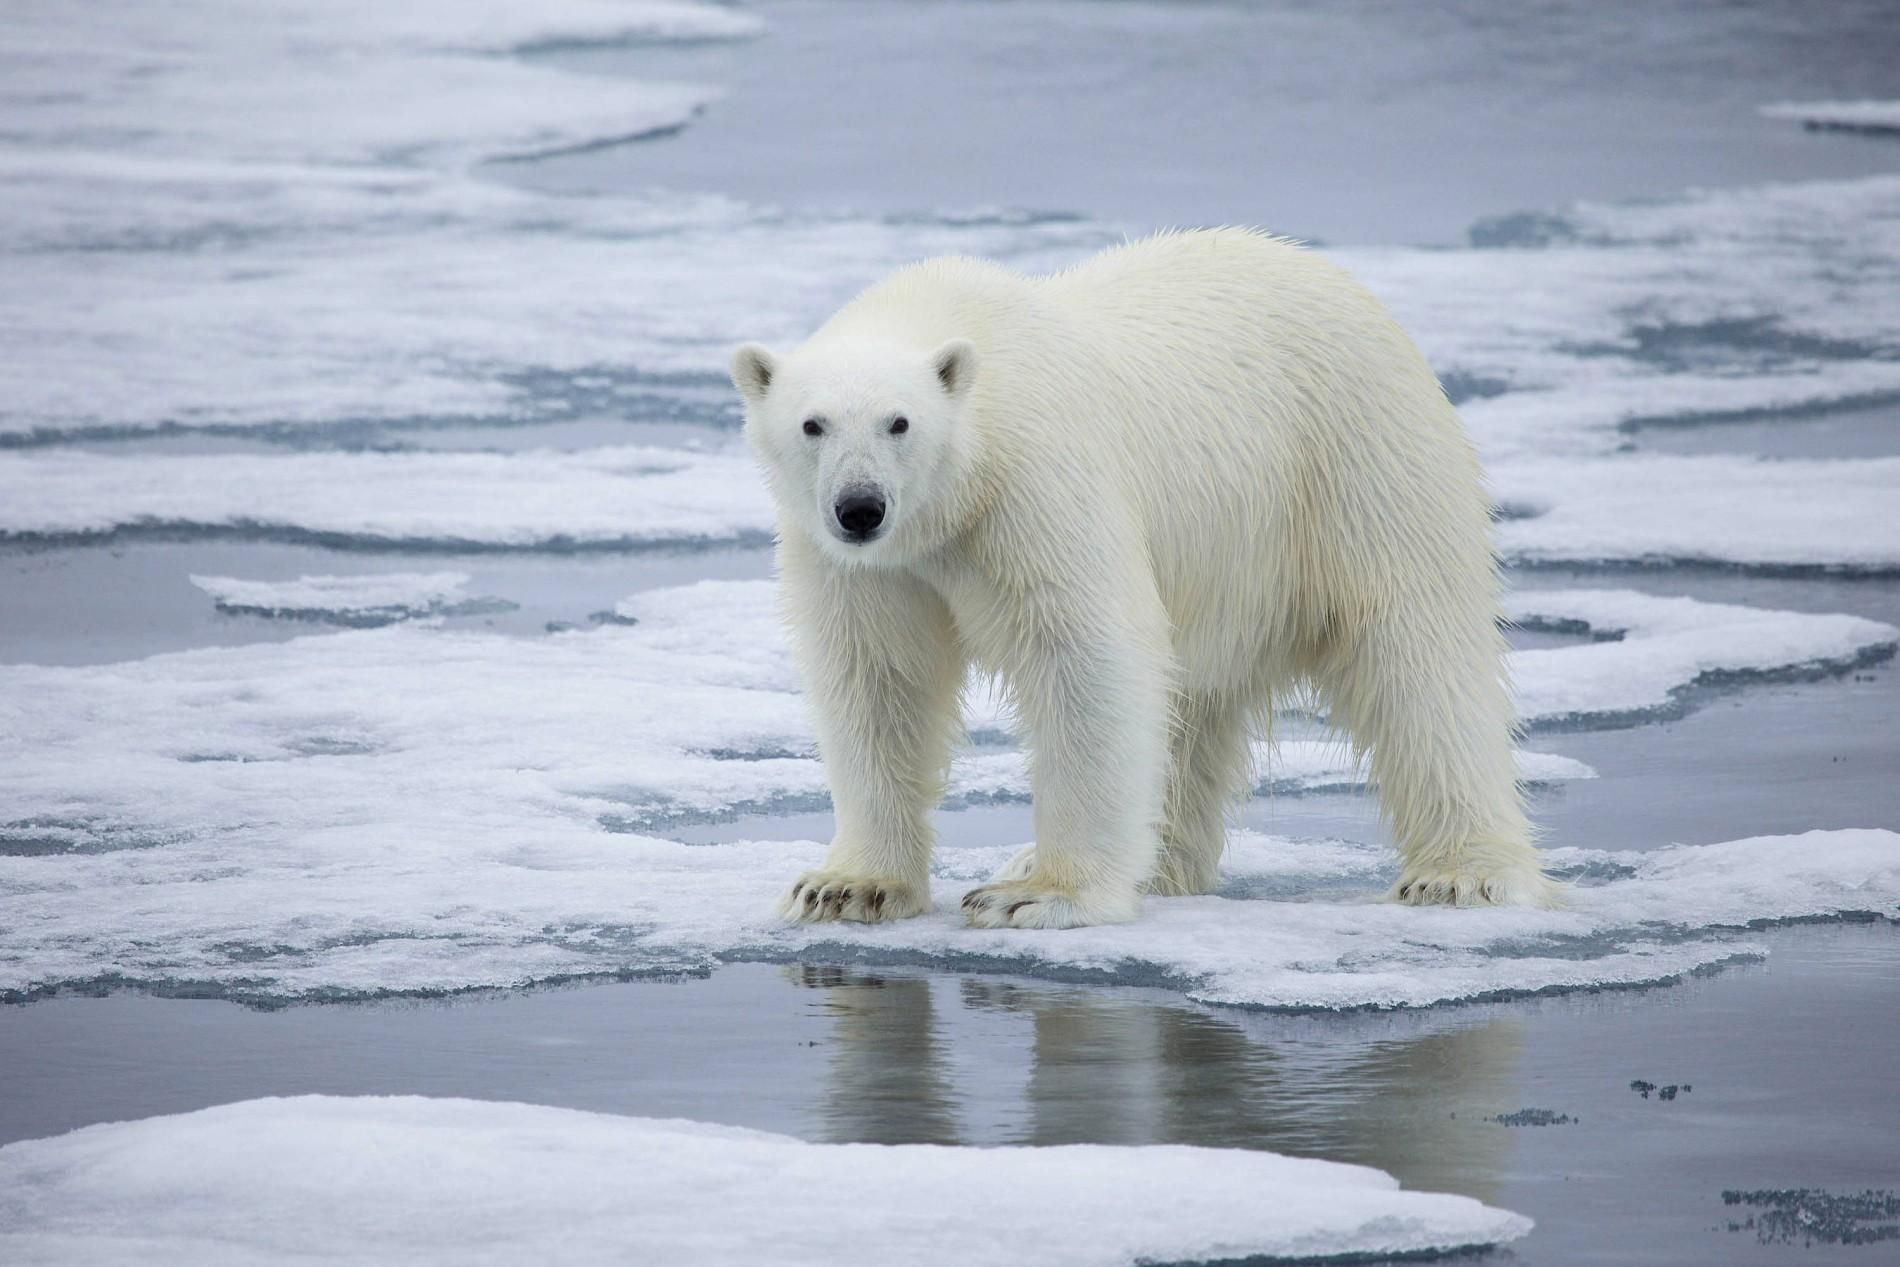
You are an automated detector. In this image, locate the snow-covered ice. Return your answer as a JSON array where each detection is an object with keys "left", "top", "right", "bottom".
[
  {"left": 0, "top": 0, "right": 1101, "bottom": 438},
  {"left": 0, "top": 447, "right": 769, "bottom": 550},
  {"left": 5, "top": 0, "right": 1900, "bottom": 507},
  {"left": 1492, "top": 455, "right": 1900, "bottom": 574},
  {"left": 1, "top": 580, "right": 1890, "bottom": 1007},
  {"left": 1762, "top": 99, "right": 1900, "bottom": 136},
  {"left": 0, "top": 1096, "right": 1532, "bottom": 1265},
  {"left": 1504, "top": 587, "right": 1898, "bottom": 725},
  {"left": 5, "top": 446, "right": 1896, "bottom": 575}
]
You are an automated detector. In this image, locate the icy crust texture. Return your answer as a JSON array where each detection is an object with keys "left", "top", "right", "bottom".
[
  {"left": 0, "top": 1097, "right": 1533, "bottom": 1265},
  {"left": 0, "top": 581, "right": 1892, "bottom": 1007}
]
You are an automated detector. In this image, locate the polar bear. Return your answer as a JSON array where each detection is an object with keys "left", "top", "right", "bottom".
[{"left": 731, "top": 228, "right": 1556, "bottom": 929}]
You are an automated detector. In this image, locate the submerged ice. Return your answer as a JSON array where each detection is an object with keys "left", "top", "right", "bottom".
[{"left": 190, "top": 571, "right": 510, "bottom": 625}]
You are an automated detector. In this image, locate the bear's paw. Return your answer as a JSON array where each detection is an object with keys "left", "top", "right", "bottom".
[
  {"left": 779, "top": 871, "right": 929, "bottom": 924},
  {"left": 960, "top": 878, "right": 1141, "bottom": 930},
  {"left": 1389, "top": 862, "right": 1563, "bottom": 909}
]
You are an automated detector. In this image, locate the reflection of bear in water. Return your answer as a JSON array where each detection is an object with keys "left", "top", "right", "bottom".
[
  {"left": 788, "top": 966, "right": 1519, "bottom": 1206},
  {"left": 735, "top": 229, "right": 1555, "bottom": 927}
]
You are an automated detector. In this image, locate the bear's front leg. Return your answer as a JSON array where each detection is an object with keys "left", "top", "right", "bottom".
[
  {"left": 778, "top": 537, "right": 964, "bottom": 924},
  {"left": 961, "top": 580, "right": 1172, "bottom": 929}
]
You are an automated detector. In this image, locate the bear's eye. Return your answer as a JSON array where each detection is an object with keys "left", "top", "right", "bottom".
[
  {"left": 889, "top": 416, "right": 909, "bottom": 435},
  {"left": 801, "top": 418, "right": 823, "bottom": 437}
]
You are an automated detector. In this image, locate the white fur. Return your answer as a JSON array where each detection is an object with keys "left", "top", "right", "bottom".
[{"left": 733, "top": 228, "right": 1558, "bottom": 929}]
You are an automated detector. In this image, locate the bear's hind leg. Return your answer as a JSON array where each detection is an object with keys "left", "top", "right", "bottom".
[
  {"left": 1149, "top": 690, "right": 1251, "bottom": 897},
  {"left": 1317, "top": 611, "right": 1558, "bottom": 908}
]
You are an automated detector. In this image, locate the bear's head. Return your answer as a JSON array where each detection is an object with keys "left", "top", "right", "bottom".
[{"left": 730, "top": 335, "right": 979, "bottom": 565}]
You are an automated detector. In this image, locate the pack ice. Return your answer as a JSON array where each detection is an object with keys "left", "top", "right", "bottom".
[
  {"left": 0, "top": 1096, "right": 1533, "bottom": 1265},
  {"left": 3, "top": 446, "right": 1897, "bottom": 576},
  {"left": 1, "top": 580, "right": 1892, "bottom": 1009}
]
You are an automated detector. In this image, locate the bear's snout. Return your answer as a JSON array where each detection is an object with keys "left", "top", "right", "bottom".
[{"left": 833, "top": 490, "right": 887, "bottom": 542}]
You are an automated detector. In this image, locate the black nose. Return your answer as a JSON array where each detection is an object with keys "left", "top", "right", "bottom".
[{"left": 834, "top": 492, "right": 886, "bottom": 540}]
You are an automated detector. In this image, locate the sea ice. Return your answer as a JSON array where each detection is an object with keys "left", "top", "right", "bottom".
[
  {"left": 0, "top": 1096, "right": 1532, "bottom": 1265},
  {"left": 1503, "top": 587, "right": 1899, "bottom": 724},
  {"left": 1492, "top": 454, "right": 1900, "bottom": 574},
  {"left": 0, "top": 581, "right": 1890, "bottom": 1007},
  {"left": 5, "top": 445, "right": 1895, "bottom": 576},
  {"left": 3, "top": 0, "right": 1898, "bottom": 468},
  {"left": 0, "top": 446, "right": 769, "bottom": 550}
]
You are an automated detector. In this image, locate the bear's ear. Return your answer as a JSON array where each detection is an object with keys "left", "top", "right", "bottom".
[
  {"left": 931, "top": 338, "right": 978, "bottom": 400},
  {"left": 729, "top": 343, "right": 778, "bottom": 404}
]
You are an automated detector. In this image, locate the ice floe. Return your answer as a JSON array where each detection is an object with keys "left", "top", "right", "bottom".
[
  {"left": 189, "top": 572, "right": 511, "bottom": 626},
  {"left": 0, "top": 1096, "right": 1533, "bottom": 1264},
  {"left": 1, "top": 1, "right": 757, "bottom": 169},
  {"left": 1492, "top": 454, "right": 1900, "bottom": 574},
  {"left": 6, "top": 445, "right": 1896, "bottom": 576},
  {"left": 0, "top": 446, "right": 768, "bottom": 549},
  {"left": 1504, "top": 587, "right": 1898, "bottom": 725},
  {"left": 4, "top": 0, "right": 1899, "bottom": 473},
  {"left": 0, "top": 0, "right": 1104, "bottom": 439},
  {"left": 0, "top": 581, "right": 1890, "bottom": 1006},
  {"left": 1762, "top": 99, "right": 1900, "bottom": 136}
]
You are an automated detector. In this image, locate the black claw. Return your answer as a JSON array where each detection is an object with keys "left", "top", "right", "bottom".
[
  {"left": 791, "top": 881, "right": 806, "bottom": 899},
  {"left": 804, "top": 890, "right": 819, "bottom": 908},
  {"left": 869, "top": 890, "right": 886, "bottom": 912},
  {"left": 1004, "top": 900, "right": 1032, "bottom": 918}
]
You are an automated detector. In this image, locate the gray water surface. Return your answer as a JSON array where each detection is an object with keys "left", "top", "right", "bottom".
[
  {"left": 516, "top": 0, "right": 1900, "bottom": 245},
  {"left": 8, "top": 927, "right": 1897, "bottom": 1265}
]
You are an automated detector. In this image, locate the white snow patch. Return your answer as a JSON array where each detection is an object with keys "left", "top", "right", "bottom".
[
  {"left": 1761, "top": 100, "right": 1900, "bottom": 134},
  {"left": 1493, "top": 455, "right": 1900, "bottom": 574},
  {"left": 0, "top": 582, "right": 1889, "bottom": 1007},
  {"left": 0, "top": 1096, "right": 1532, "bottom": 1265}
]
